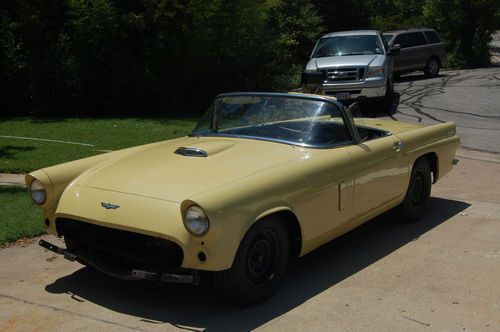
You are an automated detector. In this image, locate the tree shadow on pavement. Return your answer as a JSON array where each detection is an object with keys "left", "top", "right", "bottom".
[
  {"left": 0, "top": 145, "right": 35, "bottom": 159},
  {"left": 45, "top": 197, "right": 470, "bottom": 331},
  {"left": 395, "top": 73, "right": 448, "bottom": 83}
]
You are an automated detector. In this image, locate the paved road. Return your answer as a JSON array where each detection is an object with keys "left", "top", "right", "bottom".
[{"left": 383, "top": 67, "right": 500, "bottom": 153}]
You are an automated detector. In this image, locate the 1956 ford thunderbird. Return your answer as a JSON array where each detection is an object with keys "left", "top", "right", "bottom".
[{"left": 27, "top": 92, "right": 459, "bottom": 305}]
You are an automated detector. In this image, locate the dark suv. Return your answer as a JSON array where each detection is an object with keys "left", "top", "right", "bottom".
[{"left": 383, "top": 28, "right": 445, "bottom": 78}]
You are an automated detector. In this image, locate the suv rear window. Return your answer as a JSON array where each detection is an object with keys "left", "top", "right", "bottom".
[
  {"left": 393, "top": 32, "right": 427, "bottom": 48},
  {"left": 424, "top": 30, "right": 441, "bottom": 44}
]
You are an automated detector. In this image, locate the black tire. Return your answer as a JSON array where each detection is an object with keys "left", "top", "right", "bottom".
[
  {"left": 399, "top": 158, "right": 432, "bottom": 222},
  {"left": 376, "top": 79, "right": 394, "bottom": 115},
  {"left": 424, "top": 57, "right": 440, "bottom": 77},
  {"left": 213, "top": 218, "right": 289, "bottom": 305}
]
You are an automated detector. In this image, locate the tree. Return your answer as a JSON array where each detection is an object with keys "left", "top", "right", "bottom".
[{"left": 423, "top": 0, "right": 500, "bottom": 67}]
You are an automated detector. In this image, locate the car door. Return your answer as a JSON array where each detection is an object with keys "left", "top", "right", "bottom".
[
  {"left": 392, "top": 33, "right": 412, "bottom": 72},
  {"left": 393, "top": 32, "right": 428, "bottom": 72},
  {"left": 407, "top": 31, "right": 430, "bottom": 69},
  {"left": 345, "top": 132, "right": 408, "bottom": 226}
]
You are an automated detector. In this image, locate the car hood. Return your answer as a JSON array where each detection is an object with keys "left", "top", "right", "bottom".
[
  {"left": 307, "top": 55, "right": 384, "bottom": 70},
  {"left": 73, "top": 136, "right": 305, "bottom": 203}
]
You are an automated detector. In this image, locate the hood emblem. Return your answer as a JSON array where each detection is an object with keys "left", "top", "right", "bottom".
[{"left": 101, "top": 202, "right": 120, "bottom": 210}]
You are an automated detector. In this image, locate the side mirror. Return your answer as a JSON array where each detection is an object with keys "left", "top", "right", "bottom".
[{"left": 390, "top": 44, "right": 401, "bottom": 56}]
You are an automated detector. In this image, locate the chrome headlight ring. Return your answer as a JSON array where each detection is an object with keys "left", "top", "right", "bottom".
[
  {"left": 29, "top": 179, "right": 47, "bottom": 205},
  {"left": 183, "top": 205, "right": 210, "bottom": 236}
]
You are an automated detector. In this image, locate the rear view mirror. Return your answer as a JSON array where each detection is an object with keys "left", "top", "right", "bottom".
[{"left": 390, "top": 44, "right": 401, "bottom": 56}]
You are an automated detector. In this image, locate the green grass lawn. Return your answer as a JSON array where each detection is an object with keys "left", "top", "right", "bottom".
[
  {"left": 0, "top": 117, "right": 198, "bottom": 173},
  {"left": 0, "top": 116, "right": 197, "bottom": 245},
  {"left": 0, "top": 187, "right": 45, "bottom": 245}
]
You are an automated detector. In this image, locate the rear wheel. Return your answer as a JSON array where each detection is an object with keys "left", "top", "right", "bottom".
[
  {"left": 213, "top": 218, "right": 289, "bottom": 305},
  {"left": 424, "top": 57, "right": 440, "bottom": 77},
  {"left": 399, "top": 158, "right": 432, "bottom": 222}
]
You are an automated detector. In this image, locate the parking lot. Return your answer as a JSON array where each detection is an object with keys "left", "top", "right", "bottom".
[{"left": 1, "top": 67, "right": 499, "bottom": 331}]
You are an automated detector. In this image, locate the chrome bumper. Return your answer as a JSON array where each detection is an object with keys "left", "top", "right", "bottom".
[
  {"left": 318, "top": 77, "right": 387, "bottom": 100},
  {"left": 39, "top": 239, "right": 200, "bottom": 285}
]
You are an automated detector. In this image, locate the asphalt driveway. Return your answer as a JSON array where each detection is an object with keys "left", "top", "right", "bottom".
[
  {"left": 1, "top": 68, "right": 499, "bottom": 331},
  {"left": 385, "top": 67, "right": 500, "bottom": 154}
]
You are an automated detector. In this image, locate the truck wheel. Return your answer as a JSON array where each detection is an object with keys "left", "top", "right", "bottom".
[
  {"left": 399, "top": 158, "right": 432, "bottom": 222},
  {"left": 376, "top": 79, "right": 394, "bottom": 115},
  {"left": 424, "top": 57, "right": 440, "bottom": 77},
  {"left": 213, "top": 218, "right": 289, "bottom": 305}
]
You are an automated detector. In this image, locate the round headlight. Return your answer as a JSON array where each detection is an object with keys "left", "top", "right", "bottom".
[
  {"left": 30, "top": 179, "right": 47, "bottom": 204},
  {"left": 184, "top": 205, "right": 209, "bottom": 236}
]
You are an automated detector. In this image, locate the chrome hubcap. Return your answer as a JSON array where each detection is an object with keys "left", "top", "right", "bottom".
[
  {"left": 429, "top": 61, "right": 438, "bottom": 75},
  {"left": 246, "top": 230, "right": 278, "bottom": 286}
]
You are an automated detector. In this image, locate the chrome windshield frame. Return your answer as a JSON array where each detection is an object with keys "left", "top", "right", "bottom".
[{"left": 189, "top": 92, "right": 362, "bottom": 149}]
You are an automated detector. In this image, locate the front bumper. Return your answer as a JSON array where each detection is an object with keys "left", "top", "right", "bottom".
[
  {"left": 302, "top": 74, "right": 387, "bottom": 101},
  {"left": 319, "top": 77, "right": 386, "bottom": 100},
  {"left": 39, "top": 238, "right": 200, "bottom": 284},
  {"left": 50, "top": 185, "right": 234, "bottom": 271}
]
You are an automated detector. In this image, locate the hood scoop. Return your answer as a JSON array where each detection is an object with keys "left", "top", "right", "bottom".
[
  {"left": 174, "top": 140, "right": 236, "bottom": 158},
  {"left": 174, "top": 147, "right": 208, "bottom": 158}
]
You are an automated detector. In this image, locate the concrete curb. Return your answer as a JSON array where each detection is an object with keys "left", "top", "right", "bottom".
[{"left": 0, "top": 173, "right": 26, "bottom": 187}]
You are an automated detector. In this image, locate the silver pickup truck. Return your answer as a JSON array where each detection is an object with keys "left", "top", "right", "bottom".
[{"left": 302, "top": 30, "right": 400, "bottom": 113}]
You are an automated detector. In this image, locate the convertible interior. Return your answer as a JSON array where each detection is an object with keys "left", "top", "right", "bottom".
[{"left": 219, "top": 120, "right": 390, "bottom": 146}]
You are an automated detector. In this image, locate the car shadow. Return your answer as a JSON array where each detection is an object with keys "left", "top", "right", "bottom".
[
  {"left": 45, "top": 197, "right": 469, "bottom": 331},
  {"left": 358, "top": 92, "right": 401, "bottom": 118}
]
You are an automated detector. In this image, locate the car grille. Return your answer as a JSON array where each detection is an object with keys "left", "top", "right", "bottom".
[
  {"left": 322, "top": 67, "right": 366, "bottom": 82},
  {"left": 56, "top": 218, "right": 184, "bottom": 275}
]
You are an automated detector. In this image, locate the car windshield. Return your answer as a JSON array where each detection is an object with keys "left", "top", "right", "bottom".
[
  {"left": 312, "top": 35, "right": 384, "bottom": 58},
  {"left": 191, "top": 94, "right": 352, "bottom": 147}
]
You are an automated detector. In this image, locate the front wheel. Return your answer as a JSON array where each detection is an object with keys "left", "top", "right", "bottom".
[
  {"left": 399, "top": 158, "right": 432, "bottom": 222},
  {"left": 213, "top": 218, "right": 289, "bottom": 305},
  {"left": 375, "top": 79, "right": 394, "bottom": 115},
  {"left": 424, "top": 58, "right": 440, "bottom": 77}
]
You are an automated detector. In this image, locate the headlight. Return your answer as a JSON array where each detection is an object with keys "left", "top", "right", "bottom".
[
  {"left": 30, "top": 179, "right": 47, "bottom": 204},
  {"left": 366, "top": 66, "right": 385, "bottom": 78},
  {"left": 184, "top": 205, "right": 210, "bottom": 236}
]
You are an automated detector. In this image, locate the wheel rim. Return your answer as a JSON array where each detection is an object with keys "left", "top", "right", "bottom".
[
  {"left": 429, "top": 61, "right": 438, "bottom": 75},
  {"left": 411, "top": 172, "right": 424, "bottom": 206},
  {"left": 246, "top": 230, "right": 278, "bottom": 286}
]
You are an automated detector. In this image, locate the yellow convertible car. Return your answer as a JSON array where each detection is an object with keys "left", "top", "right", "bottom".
[{"left": 27, "top": 92, "right": 459, "bottom": 305}]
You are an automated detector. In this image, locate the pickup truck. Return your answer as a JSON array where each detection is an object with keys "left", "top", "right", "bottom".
[{"left": 302, "top": 30, "right": 400, "bottom": 113}]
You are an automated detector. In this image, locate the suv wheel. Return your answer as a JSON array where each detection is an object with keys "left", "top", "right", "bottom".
[{"left": 424, "top": 57, "right": 440, "bottom": 77}]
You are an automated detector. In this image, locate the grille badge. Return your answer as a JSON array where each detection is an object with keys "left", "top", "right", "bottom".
[{"left": 101, "top": 202, "right": 120, "bottom": 210}]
